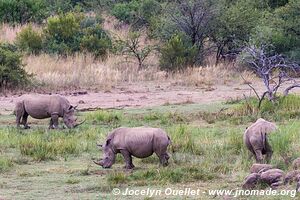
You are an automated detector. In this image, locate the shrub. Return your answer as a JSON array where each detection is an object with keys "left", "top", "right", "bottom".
[
  {"left": 43, "top": 12, "right": 82, "bottom": 55},
  {"left": 42, "top": 12, "right": 111, "bottom": 58},
  {"left": 80, "top": 25, "right": 112, "bottom": 59},
  {"left": 0, "top": 0, "right": 47, "bottom": 24},
  {"left": 140, "top": 0, "right": 161, "bottom": 23},
  {"left": 159, "top": 34, "right": 197, "bottom": 72},
  {"left": 15, "top": 25, "right": 43, "bottom": 54},
  {"left": 111, "top": 1, "right": 140, "bottom": 24},
  {"left": 0, "top": 43, "right": 31, "bottom": 89}
]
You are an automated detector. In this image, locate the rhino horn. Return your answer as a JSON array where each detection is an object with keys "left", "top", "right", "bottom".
[
  {"left": 74, "top": 119, "right": 86, "bottom": 128},
  {"left": 93, "top": 160, "right": 103, "bottom": 166}
]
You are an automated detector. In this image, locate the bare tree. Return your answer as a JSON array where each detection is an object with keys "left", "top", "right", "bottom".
[
  {"left": 240, "top": 45, "right": 300, "bottom": 108},
  {"left": 167, "top": 0, "right": 215, "bottom": 63},
  {"left": 117, "top": 31, "right": 154, "bottom": 71}
]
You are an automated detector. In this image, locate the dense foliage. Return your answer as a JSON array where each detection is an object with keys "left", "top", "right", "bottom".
[
  {"left": 0, "top": 43, "right": 31, "bottom": 89},
  {"left": 15, "top": 13, "right": 112, "bottom": 58},
  {"left": 2, "top": 0, "right": 300, "bottom": 72}
]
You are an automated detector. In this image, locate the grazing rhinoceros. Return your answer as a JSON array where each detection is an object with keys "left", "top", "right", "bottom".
[
  {"left": 244, "top": 118, "right": 277, "bottom": 163},
  {"left": 94, "top": 127, "right": 171, "bottom": 169},
  {"left": 15, "top": 94, "right": 84, "bottom": 129}
]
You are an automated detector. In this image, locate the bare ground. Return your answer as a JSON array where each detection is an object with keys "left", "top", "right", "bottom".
[{"left": 1, "top": 81, "right": 300, "bottom": 115}]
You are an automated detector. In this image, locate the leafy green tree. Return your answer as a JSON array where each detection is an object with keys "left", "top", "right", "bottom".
[
  {"left": 0, "top": 43, "right": 31, "bottom": 89},
  {"left": 0, "top": 0, "right": 47, "bottom": 24},
  {"left": 212, "top": 0, "right": 263, "bottom": 64},
  {"left": 273, "top": 0, "right": 300, "bottom": 63},
  {"left": 250, "top": 0, "right": 300, "bottom": 63}
]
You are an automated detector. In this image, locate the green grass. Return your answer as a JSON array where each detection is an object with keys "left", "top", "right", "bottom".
[
  {"left": 0, "top": 157, "right": 13, "bottom": 173},
  {"left": 1, "top": 100, "right": 300, "bottom": 199}
]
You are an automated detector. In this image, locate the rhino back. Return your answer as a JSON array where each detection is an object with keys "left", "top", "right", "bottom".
[
  {"left": 21, "top": 94, "right": 69, "bottom": 119},
  {"left": 112, "top": 127, "right": 169, "bottom": 158}
]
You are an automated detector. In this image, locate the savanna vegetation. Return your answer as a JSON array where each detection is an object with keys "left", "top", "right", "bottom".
[
  {"left": 1, "top": 0, "right": 300, "bottom": 199},
  {"left": 0, "top": 0, "right": 299, "bottom": 91},
  {"left": 1, "top": 97, "right": 300, "bottom": 199}
]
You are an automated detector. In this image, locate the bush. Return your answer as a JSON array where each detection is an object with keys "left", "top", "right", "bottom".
[
  {"left": 43, "top": 12, "right": 82, "bottom": 55},
  {"left": 80, "top": 25, "right": 112, "bottom": 59},
  {"left": 0, "top": 0, "right": 47, "bottom": 24},
  {"left": 15, "top": 25, "right": 43, "bottom": 54},
  {"left": 42, "top": 12, "right": 111, "bottom": 58},
  {"left": 159, "top": 34, "right": 197, "bottom": 72},
  {"left": 111, "top": 1, "right": 140, "bottom": 24},
  {"left": 140, "top": 0, "right": 161, "bottom": 23},
  {"left": 0, "top": 43, "right": 31, "bottom": 89},
  {"left": 111, "top": 0, "right": 161, "bottom": 26}
]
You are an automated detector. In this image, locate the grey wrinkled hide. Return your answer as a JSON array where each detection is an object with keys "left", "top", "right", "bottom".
[
  {"left": 94, "top": 127, "right": 171, "bottom": 169},
  {"left": 15, "top": 94, "right": 78, "bottom": 129},
  {"left": 250, "top": 163, "right": 273, "bottom": 174},
  {"left": 244, "top": 118, "right": 277, "bottom": 163}
]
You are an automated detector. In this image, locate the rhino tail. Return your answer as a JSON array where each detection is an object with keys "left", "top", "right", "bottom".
[
  {"left": 167, "top": 136, "right": 171, "bottom": 144},
  {"left": 261, "top": 132, "right": 266, "bottom": 150}
]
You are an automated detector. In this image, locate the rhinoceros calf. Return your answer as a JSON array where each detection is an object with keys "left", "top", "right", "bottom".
[
  {"left": 15, "top": 94, "right": 83, "bottom": 129},
  {"left": 94, "top": 127, "right": 171, "bottom": 169},
  {"left": 244, "top": 118, "right": 277, "bottom": 163}
]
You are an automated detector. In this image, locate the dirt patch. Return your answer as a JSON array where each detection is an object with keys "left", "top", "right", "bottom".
[{"left": 1, "top": 81, "right": 300, "bottom": 115}]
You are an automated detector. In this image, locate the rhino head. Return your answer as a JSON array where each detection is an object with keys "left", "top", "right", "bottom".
[
  {"left": 94, "top": 139, "right": 116, "bottom": 168},
  {"left": 63, "top": 105, "right": 85, "bottom": 128}
]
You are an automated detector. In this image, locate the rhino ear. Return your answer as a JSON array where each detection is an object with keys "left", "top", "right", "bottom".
[{"left": 106, "top": 139, "right": 111, "bottom": 146}]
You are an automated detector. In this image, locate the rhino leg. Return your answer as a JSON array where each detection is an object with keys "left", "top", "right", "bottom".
[
  {"left": 265, "top": 140, "right": 273, "bottom": 163},
  {"left": 120, "top": 150, "right": 135, "bottom": 169},
  {"left": 15, "top": 102, "right": 24, "bottom": 128},
  {"left": 49, "top": 113, "right": 59, "bottom": 129},
  {"left": 21, "top": 111, "right": 30, "bottom": 129},
  {"left": 254, "top": 149, "right": 263, "bottom": 163}
]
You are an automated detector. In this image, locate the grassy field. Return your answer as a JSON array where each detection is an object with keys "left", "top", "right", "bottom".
[{"left": 1, "top": 97, "right": 300, "bottom": 200}]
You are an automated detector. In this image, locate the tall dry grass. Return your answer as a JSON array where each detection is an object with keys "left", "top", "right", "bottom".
[
  {"left": 0, "top": 23, "right": 23, "bottom": 42},
  {"left": 0, "top": 20, "right": 252, "bottom": 91}
]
